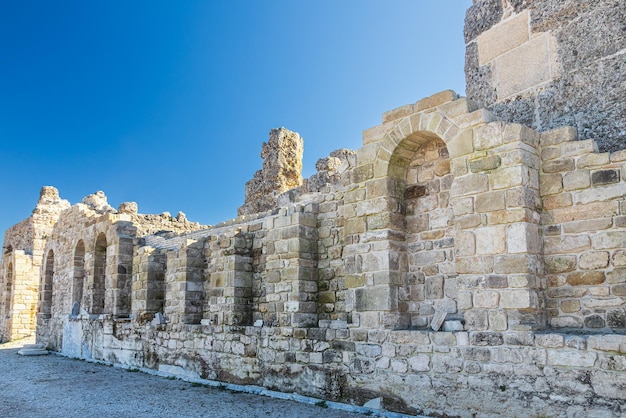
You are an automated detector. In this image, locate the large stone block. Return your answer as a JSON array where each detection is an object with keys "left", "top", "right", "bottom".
[
  {"left": 506, "top": 223, "right": 540, "bottom": 254},
  {"left": 450, "top": 174, "right": 489, "bottom": 197},
  {"left": 475, "top": 225, "right": 506, "bottom": 255},
  {"left": 415, "top": 90, "right": 458, "bottom": 112},
  {"left": 494, "top": 33, "right": 558, "bottom": 99},
  {"left": 566, "top": 271, "right": 605, "bottom": 286},
  {"left": 473, "top": 122, "right": 504, "bottom": 150},
  {"left": 355, "top": 286, "right": 397, "bottom": 312},
  {"left": 477, "top": 10, "right": 529, "bottom": 65},
  {"left": 500, "top": 289, "right": 537, "bottom": 309}
]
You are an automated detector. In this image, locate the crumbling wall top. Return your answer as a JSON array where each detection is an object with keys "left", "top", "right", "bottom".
[{"left": 238, "top": 127, "right": 304, "bottom": 216}]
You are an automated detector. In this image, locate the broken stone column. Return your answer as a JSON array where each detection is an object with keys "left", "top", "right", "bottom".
[{"left": 238, "top": 128, "right": 304, "bottom": 216}]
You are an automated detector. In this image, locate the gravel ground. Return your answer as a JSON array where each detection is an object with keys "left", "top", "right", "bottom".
[{"left": 0, "top": 337, "right": 365, "bottom": 418}]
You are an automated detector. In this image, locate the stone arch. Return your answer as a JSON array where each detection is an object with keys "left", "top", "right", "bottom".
[
  {"left": 39, "top": 250, "right": 54, "bottom": 319},
  {"left": 72, "top": 240, "right": 85, "bottom": 315},
  {"left": 92, "top": 233, "right": 107, "bottom": 315},
  {"left": 376, "top": 110, "right": 463, "bottom": 175},
  {"left": 385, "top": 126, "right": 458, "bottom": 328}
]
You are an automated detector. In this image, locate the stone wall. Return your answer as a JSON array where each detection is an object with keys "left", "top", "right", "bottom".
[
  {"left": 465, "top": 0, "right": 626, "bottom": 152},
  {"left": 11, "top": 91, "right": 622, "bottom": 416},
  {"left": 1, "top": 1, "right": 625, "bottom": 414},
  {"left": 0, "top": 186, "right": 69, "bottom": 341}
]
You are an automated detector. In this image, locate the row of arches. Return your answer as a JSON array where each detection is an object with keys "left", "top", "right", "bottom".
[{"left": 40, "top": 232, "right": 132, "bottom": 320}]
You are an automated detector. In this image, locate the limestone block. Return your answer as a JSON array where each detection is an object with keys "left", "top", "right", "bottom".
[
  {"left": 408, "top": 354, "right": 430, "bottom": 372},
  {"left": 455, "top": 231, "right": 475, "bottom": 257},
  {"left": 544, "top": 235, "right": 591, "bottom": 255},
  {"left": 560, "top": 299, "right": 581, "bottom": 313},
  {"left": 591, "top": 231, "right": 626, "bottom": 250},
  {"left": 473, "top": 291, "right": 500, "bottom": 308},
  {"left": 543, "top": 158, "right": 575, "bottom": 173},
  {"left": 577, "top": 153, "right": 610, "bottom": 168},
  {"left": 352, "top": 164, "right": 374, "bottom": 184},
  {"left": 547, "top": 350, "right": 597, "bottom": 368},
  {"left": 494, "top": 32, "right": 559, "bottom": 99},
  {"left": 566, "top": 271, "right": 605, "bottom": 286},
  {"left": 450, "top": 174, "right": 489, "bottom": 197},
  {"left": 503, "top": 123, "right": 539, "bottom": 148},
  {"left": 581, "top": 298, "right": 623, "bottom": 309},
  {"left": 562, "top": 170, "right": 590, "bottom": 191},
  {"left": 437, "top": 98, "right": 478, "bottom": 120},
  {"left": 578, "top": 251, "right": 610, "bottom": 270},
  {"left": 500, "top": 289, "right": 537, "bottom": 309},
  {"left": 450, "top": 157, "right": 469, "bottom": 177},
  {"left": 477, "top": 10, "right": 529, "bottom": 65},
  {"left": 535, "top": 334, "right": 564, "bottom": 348},
  {"left": 382, "top": 104, "right": 415, "bottom": 123},
  {"left": 543, "top": 193, "right": 572, "bottom": 210},
  {"left": 488, "top": 310, "right": 508, "bottom": 331},
  {"left": 592, "top": 370, "right": 626, "bottom": 401},
  {"left": 544, "top": 255, "right": 577, "bottom": 274},
  {"left": 540, "top": 126, "right": 577, "bottom": 147},
  {"left": 355, "top": 286, "right": 396, "bottom": 311},
  {"left": 415, "top": 90, "right": 458, "bottom": 112},
  {"left": 475, "top": 226, "right": 506, "bottom": 255},
  {"left": 425, "top": 276, "right": 444, "bottom": 300},
  {"left": 613, "top": 251, "right": 626, "bottom": 267},
  {"left": 564, "top": 139, "right": 597, "bottom": 158},
  {"left": 491, "top": 166, "right": 531, "bottom": 190},
  {"left": 550, "top": 316, "right": 583, "bottom": 328},
  {"left": 473, "top": 122, "right": 504, "bottom": 150},
  {"left": 355, "top": 143, "right": 380, "bottom": 166},
  {"left": 451, "top": 197, "right": 474, "bottom": 216},
  {"left": 456, "top": 256, "right": 493, "bottom": 274},
  {"left": 469, "top": 155, "right": 502, "bottom": 173},
  {"left": 541, "top": 147, "right": 561, "bottom": 161},
  {"left": 453, "top": 108, "right": 496, "bottom": 130},
  {"left": 507, "top": 223, "right": 540, "bottom": 254}
]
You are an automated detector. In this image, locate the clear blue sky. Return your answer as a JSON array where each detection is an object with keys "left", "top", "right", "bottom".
[{"left": 0, "top": 1, "right": 471, "bottom": 237}]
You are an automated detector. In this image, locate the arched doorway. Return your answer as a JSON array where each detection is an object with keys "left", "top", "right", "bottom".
[
  {"left": 72, "top": 241, "right": 85, "bottom": 315},
  {"left": 93, "top": 233, "right": 107, "bottom": 314},
  {"left": 40, "top": 250, "right": 54, "bottom": 319}
]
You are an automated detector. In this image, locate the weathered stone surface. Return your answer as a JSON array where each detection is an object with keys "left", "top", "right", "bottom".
[
  {"left": 466, "top": 0, "right": 626, "bottom": 153},
  {"left": 1, "top": 9, "right": 625, "bottom": 416},
  {"left": 567, "top": 272, "right": 605, "bottom": 286},
  {"left": 238, "top": 128, "right": 304, "bottom": 216}
]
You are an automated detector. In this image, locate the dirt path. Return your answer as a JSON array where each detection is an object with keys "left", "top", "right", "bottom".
[{"left": 0, "top": 338, "right": 365, "bottom": 418}]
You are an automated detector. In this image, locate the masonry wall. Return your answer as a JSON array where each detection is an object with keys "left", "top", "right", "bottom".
[
  {"left": 465, "top": 0, "right": 626, "bottom": 152},
  {"left": 17, "top": 92, "right": 623, "bottom": 417}
]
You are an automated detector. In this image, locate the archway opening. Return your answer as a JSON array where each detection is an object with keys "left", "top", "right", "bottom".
[
  {"left": 40, "top": 250, "right": 54, "bottom": 319},
  {"left": 72, "top": 240, "right": 85, "bottom": 315},
  {"left": 389, "top": 132, "right": 456, "bottom": 328},
  {"left": 93, "top": 233, "right": 107, "bottom": 315}
]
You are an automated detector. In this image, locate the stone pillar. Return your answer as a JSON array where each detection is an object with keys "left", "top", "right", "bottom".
[
  {"left": 132, "top": 246, "right": 166, "bottom": 318},
  {"left": 260, "top": 203, "right": 319, "bottom": 327},
  {"left": 164, "top": 239, "right": 205, "bottom": 324},
  {"left": 451, "top": 122, "right": 545, "bottom": 331},
  {"left": 341, "top": 167, "right": 409, "bottom": 329},
  {"left": 2, "top": 251, "right": 37, "bottom": 340},
  {"left": 206, "top": 232, "right": 253, "bottom": 326}
]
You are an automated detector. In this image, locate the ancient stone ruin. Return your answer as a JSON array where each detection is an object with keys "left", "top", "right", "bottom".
[{"left": 1, "top": 1, "right": 625, "bottom": 416}]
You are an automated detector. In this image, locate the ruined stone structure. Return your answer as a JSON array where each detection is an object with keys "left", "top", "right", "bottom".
[
  {"left": 465, "top": 0, "right": 626, "bottom": 153},
  {"left": 1, "top": 2, "right": 625, "bottom": 417}
]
